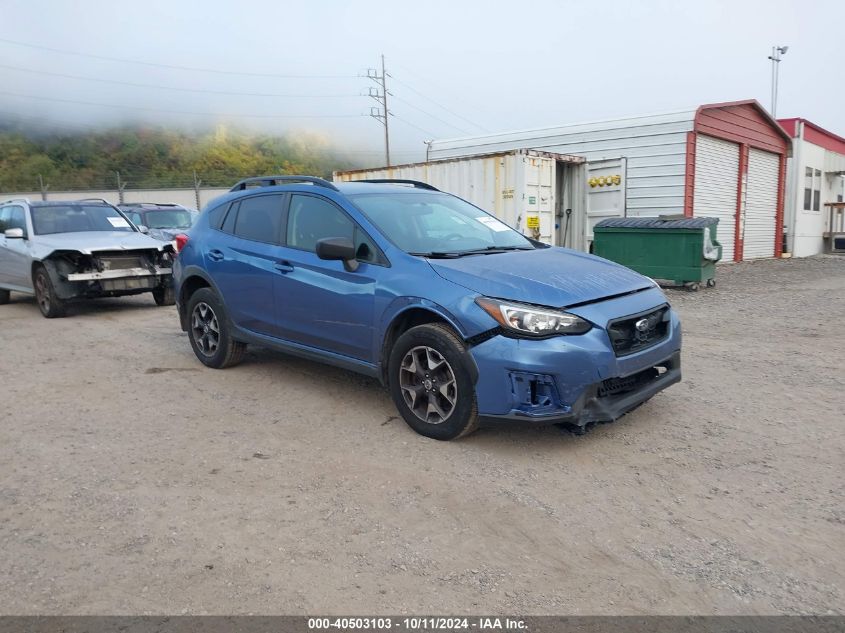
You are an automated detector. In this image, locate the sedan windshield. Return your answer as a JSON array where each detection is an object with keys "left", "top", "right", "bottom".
[
  {"left": 31, "top": 205, "right": 135, "bottom": 235},
  {"left": 140, "top": 210, "right": 195, "bottom": 229},
  {"left": 349, "top": 192, "right": 534, "bottom": 255}
]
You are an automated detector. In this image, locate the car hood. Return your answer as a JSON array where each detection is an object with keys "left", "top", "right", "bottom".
[
  {"left": 427, "top": 247, "right": 653, "bottom": 307},
  {"left": 33, "top": 231, "right": 167, "bottom": 255},
  {"left": 147, "top": 227, "right": 186, "bottom": 241}
]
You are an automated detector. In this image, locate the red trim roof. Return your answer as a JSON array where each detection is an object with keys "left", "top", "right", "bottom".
[
  {"left": 694, "top": 99, "right": 791, "bottom": 156},
  {"left": 777, "top": 117, "right": 845, "bottom": 155}
]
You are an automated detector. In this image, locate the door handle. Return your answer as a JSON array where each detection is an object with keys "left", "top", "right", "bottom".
[
  {"left": 207, "top": 249, "right": 224, "bottom": 261},
  {"left": 274, "top": 261, "right": 294, "bottom": 274}
]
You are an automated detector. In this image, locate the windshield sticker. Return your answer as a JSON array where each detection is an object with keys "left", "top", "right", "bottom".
[
  {"left": 107, "top": 217, "right": 131, "bottom": 228},
  {"left": 476, "top": 216, "right": 510, "bottom": 232}
]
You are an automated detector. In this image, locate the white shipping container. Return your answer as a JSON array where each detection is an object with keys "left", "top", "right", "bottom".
[{"left": 333, "top": 150, "right": 620, "bottom": 250}]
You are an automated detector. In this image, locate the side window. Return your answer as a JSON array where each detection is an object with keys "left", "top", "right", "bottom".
[
  {"left": 221, "top": 201, "right": 238, "bottom": 234},
  {"left": 0, "top": 206, "right": 9, "bottom": 233},
  {"left": 232, "top": 195, "right": 284, "bottom": 243},
  {"left": 207, "top": 202, "right": 230, "bottom": 230},
  {"left": 8, "top": 207, "right": 26, "bottom": 232},
  {"left": 287, "top": 194, "right": 380, "bottom": 263}
]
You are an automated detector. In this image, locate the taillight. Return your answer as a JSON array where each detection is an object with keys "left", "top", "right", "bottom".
[{"left": 174, "top": 233, "right": 189, "bottom": 253}]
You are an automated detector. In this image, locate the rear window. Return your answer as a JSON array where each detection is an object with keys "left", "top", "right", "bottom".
[{"left": 31, "top": 205, "right": 135, "bottom": 235}]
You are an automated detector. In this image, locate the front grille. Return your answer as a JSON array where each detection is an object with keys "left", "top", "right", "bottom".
[
  {"left": 93, "top": 251, "right": 149, "bottom": 271},
  {"left": 607, "top": 305, "right": 669, "bottom": 356},
  {"left": 598, "top": 367, "right": 659, "bottom": 397}
]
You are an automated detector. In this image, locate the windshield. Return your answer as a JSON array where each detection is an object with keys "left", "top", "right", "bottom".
[
  {"left": 349, "top": 192, "right": 533, "bottom": 255},
  {"left": 141, "top": 210, "right": 195, "bottom": 229},
  {"left": 31, "top": 205, "right": 135, "bottom": 235}
]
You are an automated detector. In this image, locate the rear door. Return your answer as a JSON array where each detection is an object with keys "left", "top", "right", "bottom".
[
  {"left": 272, "top": 193, "right": 385, "bottom": 362},
  {"left": 584, "top": 158, "right": 627, "bottom": 252},
  {"left": 203, "top": 193, "right": 286, "bottom": 338}
]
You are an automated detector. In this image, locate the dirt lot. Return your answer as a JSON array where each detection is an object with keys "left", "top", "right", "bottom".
[{"left": 0, "top": 256, "right": 842, "bottom": 615}]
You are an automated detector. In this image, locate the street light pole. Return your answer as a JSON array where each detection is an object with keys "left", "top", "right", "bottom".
[{"left": 768, "top": 45, "right": 789, "bottom": 117}]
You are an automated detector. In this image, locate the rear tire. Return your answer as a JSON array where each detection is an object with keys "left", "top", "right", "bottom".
[
  {"left": 152, "top": 285, "right": 175, "bottom": 306},
  {"left": 33, "top": 266, "right": 67, "bottom": 318},
  {"left": 186, "top": 287, "right": 246, "bottom": 369},
  {"left": 0, "top": 289, "right": 9, "bottom": 305},
  {"left": 388, "top": 323, "right": 479, "bottom": 440}
]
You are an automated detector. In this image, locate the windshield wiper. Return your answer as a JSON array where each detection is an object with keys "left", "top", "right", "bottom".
[{"left": 410, "top": 245, "right": 534, "bottom": 259}]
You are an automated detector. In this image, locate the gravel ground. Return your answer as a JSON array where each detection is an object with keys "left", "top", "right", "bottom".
[{"left": 0, "top": 256, "right": 842, "bottom": 615}]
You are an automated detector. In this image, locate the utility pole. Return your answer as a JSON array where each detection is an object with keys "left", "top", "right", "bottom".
[
  {"left": 768, "top": 45, "right": 788, "bottom": 117},
  {"left": 367, "top": 54, "right": 391, "bottom": 166}
]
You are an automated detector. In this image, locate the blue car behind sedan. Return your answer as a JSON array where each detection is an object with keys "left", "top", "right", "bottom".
[{"left": 173, "top": 176, "right": 681, "bottom": 440}]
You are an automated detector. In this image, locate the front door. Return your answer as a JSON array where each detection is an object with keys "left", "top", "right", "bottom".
[
  {"left": 0, "top": 205, "right": 32, "bottom": 291},
  {"left": 272, "top": 193, "right": 384, "bottom": 362}
]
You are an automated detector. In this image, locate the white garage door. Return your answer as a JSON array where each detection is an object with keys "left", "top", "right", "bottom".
[
  {"left": 694, "top": 135, "right": 739, "bottom": 262},
  {"left": 742, "top": 148, "right": 779, "bottom": 259}
]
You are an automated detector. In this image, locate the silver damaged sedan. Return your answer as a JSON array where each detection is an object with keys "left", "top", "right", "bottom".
[{"left": 0, "top": 198, "right": 176, "bottom": 318}]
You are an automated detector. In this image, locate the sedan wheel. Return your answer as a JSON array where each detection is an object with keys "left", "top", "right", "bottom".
[{"left": 33, "top": 267, "right": 66, "bottom": 318}]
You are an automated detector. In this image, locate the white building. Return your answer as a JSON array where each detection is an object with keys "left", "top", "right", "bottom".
[
  {"left": 427, "top": 100, "right": 791, "bottom": 261},
  {"left": 778, "top": 118, "right": 845, "bottom": 257}
]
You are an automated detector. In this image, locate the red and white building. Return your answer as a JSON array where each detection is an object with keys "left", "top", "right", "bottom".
[
  {"left": 427, "top": 99, "right": 791, "bottom": 261},
  {"left": 777, "top": 118, "right": 845, "bottom": 257}
]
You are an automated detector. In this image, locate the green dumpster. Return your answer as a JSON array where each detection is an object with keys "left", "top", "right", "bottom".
[{"left": 593, "top": 215, "right": 722, "bottom": 290}]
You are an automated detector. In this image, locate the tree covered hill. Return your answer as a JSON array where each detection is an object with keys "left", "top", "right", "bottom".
[{"left": 0, "top": 123, "right": 361, "bottom": 192}]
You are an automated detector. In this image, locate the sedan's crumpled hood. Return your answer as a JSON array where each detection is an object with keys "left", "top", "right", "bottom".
[
  {"left": 428, "top": 247, "right": 652, "bottom": 308},
  {"left": 33, "top": 231, "right": 168, "bottom": 256}
]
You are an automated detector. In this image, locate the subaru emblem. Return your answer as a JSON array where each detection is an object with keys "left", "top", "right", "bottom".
[{"left": 635, "top": 318, "right": 649, "bottom": 332}]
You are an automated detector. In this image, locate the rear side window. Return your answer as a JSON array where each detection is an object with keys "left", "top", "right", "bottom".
[
  {"left": 232, "top": 195, "right": 284, "bottom": 243},
  {"left": 208, "top": 202, "right": 230, "bottom": 230}
]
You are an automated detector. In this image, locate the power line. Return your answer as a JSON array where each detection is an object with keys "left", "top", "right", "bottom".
[
  {"left": 389, "top": 74, "right": 489, "bottom": 134},
  {"left": 0, "top": 37, "right": 356, "bottom": 79},
  {"left": 390, "top": 113, "right": 438, "bottom": 138},
  {"left": 0, "top": 64, "right": 362, "bottom": 98},
  {"left": 389, "top": 94, "right": 472, "bottom": 135},
  {"left": 0, "top": 91, "right": 364, "bottom": 119}
]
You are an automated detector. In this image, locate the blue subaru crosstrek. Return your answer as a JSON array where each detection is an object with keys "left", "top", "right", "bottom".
[{"left": 173, "top": 176, "right": 681, "bottom": 440}]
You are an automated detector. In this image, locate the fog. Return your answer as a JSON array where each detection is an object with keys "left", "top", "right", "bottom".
[{"left": 1, "top": 0, "right": 842, "bottom": 164}]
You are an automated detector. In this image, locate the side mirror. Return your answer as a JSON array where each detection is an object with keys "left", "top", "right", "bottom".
[
  {"left": 137, "top": 225, "right": 150, "bottom": 234},
  {"left": 316, "top": 237, "right": 359, "bottom": 272},
  {"left": 4, "top": 228, "right": 24, "bottom": 239}
]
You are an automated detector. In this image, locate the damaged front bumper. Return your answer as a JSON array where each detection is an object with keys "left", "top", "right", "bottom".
[{"left": 67, "top": 267, "right": 172, "bottom": 281}]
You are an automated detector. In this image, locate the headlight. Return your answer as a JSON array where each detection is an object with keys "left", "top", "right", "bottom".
[{"left": 475, "top": 297, "right": 592, "bottom": 337}]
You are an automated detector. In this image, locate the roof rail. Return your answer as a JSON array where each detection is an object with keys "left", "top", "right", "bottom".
[
  {"left": 229, "top": 175, "right": 339, "bottom": 192},
  {"left": 355, "top": 179, "right": 439, "bottom": 191},
  {"left": 1, "top": 197, "right": 31, "bottom": 205},
  {"left": 118, "top": 202, "right": 182, "bottom": 208},
  {"left": 77, "top": 198, "right": 113, "bottom": 204}
]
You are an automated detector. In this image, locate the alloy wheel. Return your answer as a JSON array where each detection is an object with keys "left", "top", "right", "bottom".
[
  {"left": 399, "top": 345, "right": 458, "bottom": 424},
  {"left": 34, "top": 273, "right": 50, "bottom": 313},
  {"left": 191, "top": 301, "right": 220, "bottom": 357}
]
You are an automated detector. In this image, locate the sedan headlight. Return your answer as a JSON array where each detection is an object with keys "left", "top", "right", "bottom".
[{"left": 475, "top": 297, "right": 592, "bottom": 337}]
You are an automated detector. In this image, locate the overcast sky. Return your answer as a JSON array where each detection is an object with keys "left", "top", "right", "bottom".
[{"left": 1, "top": 0, "right": 842, "bottom": 164}]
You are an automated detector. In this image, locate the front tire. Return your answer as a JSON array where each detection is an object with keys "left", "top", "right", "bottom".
[
  {"left": 186, "top": 287, "right": 246, "bottom": 368},
  {"left": 33, "top": 266, "right": 67, "bottom": 318},
  {"left": 388, "top": 323, "right": 479, "bottom": 440},
  {"left": 152, "top": 285, "right": 175, "bottom": 306}
]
